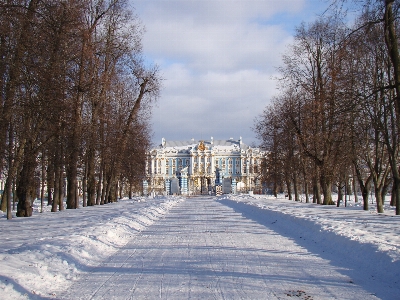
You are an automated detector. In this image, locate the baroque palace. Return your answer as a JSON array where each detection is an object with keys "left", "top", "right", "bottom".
[{"left": 144, "top": 137, "right": 265, "bottom": 195}]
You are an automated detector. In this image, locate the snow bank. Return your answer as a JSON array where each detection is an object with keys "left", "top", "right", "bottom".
[
  {"left": 218, "top": 194, "right": 400, "bottom": 299},
  {"left": 220, "top": 194, "right": 400, "bottom": 262},
  {"left": 0, "top": 196, "right": 183, "bottom": 299}
]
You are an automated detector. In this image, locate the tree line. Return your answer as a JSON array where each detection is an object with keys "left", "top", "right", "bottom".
[
  {"left": 254, "top": 0, "right": 400, "bottom": 215},
  {"left": 0, "top": 0, "right": 160, "bottom": 219}
]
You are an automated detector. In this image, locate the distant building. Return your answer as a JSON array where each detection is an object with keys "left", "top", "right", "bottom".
[{"left": 145, "top": 137, "right": 265, "bottom": 195}]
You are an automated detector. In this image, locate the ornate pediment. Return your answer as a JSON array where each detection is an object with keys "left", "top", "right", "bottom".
[{"left": 198, "top": 141, "right": 206, "bottom": 151}]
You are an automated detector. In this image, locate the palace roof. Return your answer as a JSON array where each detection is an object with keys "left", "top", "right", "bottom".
[{"left": 156, "top": 137, "right": 252, "bottom": 153}]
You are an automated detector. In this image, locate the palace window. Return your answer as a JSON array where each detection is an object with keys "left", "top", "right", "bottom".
[{"left": 178, "top": 159, "right": 182, "bottom": 171}]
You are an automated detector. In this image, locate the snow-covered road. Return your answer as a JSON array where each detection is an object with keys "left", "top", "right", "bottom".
[{"left": 59, "top": 196, "right": 382, "bottom": 300}]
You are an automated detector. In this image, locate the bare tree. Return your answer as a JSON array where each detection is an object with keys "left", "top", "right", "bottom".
[{"left": 0, "top": 0, "right": 159, "bottom": 218}]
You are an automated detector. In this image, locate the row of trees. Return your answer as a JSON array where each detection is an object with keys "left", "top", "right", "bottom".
[
  {"left": 254, "top": 0, "right": 400, "bottom": 214},
  {"left": 0, "top": 0, "right": 160, "bottom": 219}
]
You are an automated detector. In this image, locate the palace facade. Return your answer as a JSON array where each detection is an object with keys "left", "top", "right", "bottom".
[{"left": 144, "top": 137, "right": 265, "bottom": 195}]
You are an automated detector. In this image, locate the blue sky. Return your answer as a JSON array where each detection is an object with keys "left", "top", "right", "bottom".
[{"left": 132, "top": 0, "right": 333, "bottom": 146}]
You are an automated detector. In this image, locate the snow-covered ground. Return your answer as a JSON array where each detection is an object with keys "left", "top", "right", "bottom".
[
  {"left": 0, "top": 194, "right": 399, "bottom": 299},
  {"left": 0, "top": 196, "right": 184, "bottom": 299},
  {"left": 227, "top": 194, "right": 400, "bottom": 262}
]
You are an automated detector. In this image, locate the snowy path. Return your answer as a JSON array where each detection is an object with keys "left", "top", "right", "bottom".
[{"left": 60, "top": 197, "right": 379, "bottom": 300}]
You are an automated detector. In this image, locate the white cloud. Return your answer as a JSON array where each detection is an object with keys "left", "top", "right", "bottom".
[
  {"left": 135, "top": 0, "right": 305, "bottom": 24},
  {"left": 140, "top": 7, "right": 294, "bottom": 71},
  {"left": 132, "top": 0, "right": 325, "bottom": 145},
  {"left": 152, "top": 64, "right": 279, "bottom": 143}
]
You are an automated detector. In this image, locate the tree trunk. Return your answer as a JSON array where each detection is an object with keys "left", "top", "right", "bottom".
[
  {"left": 58, "top": 166, "right": 64, "bottom": 211},
  {"left": 12, "top": 179, "right": 16, "bottom": 211},
  {"left": 321, "top": 174, "right": 333, "bottom": 205},
  {"left": 293, "top": 173, "right": 299, "bottom": 201},
  {"left": 312, "top": 169, "right": 321, "bottom": 204},
  {"left": 100, "top": 170, "right": 107, "bottom": 205},
  {"left": 304, "top": 180, "right": 309, "bottom": 203},
  {"left": 40, "top": 154, "right": 45, "bottom": 213},
  {"left": 353, "top": 169, "right": 358, "bottom": 203},
  {"left": 66, "top": 167, "right": 77, "bottom": 209},
  {"left": 384, "top": 0, "right": 400, "bottom": 119},
  {"left": 384, "top": 0, "right": 400, "bottom": 216},
  {"left": 112, "top": 182, "right": 118, "bottom": 202},
  {"left": 273, "top": 180, "right": 278, "bottom": 197},
  {"left": 0, "top": 183, "right": 6, "bottom": 212},
  {"left": 375, "top": 186, "right": 384, "bottom": 213},
  {"left": 82, "top": 157, "right": 87, "bottom": 207},
  {"left": 361, "top": 182, "right": 370, "bottom": 211},
  {"left": 119, "top": 180, "right": 123, "bottom": 199},
  {"left": 2, "top": 145, "right": 17, "bottom": 219},
  {"left": 391, "top": 168, "right": 400, "bottom": 215},
  {"left": 47, "top": 158, "right": 54, "bottom": 206},
  {"left": 6, "top": 178, "right": 13, "bottom": 220},
  {"left": 75, "top": 180, "right": 79, "bottom": 209},
  {"left": 86, "top": 147, "right": 96, "bottom": 206},
  {"left": 337, "top": 183, "right": 343, "bottom": 207},
  {"left": 285, "top": 174, "right": 292, "bottom": 200},
  {"left": 105, "top": 179, "right": 111, "bottom": 204},
  {"left": 96, "top": 164, "right": 103, "bottom": 205},
  {"left": 66, "top": 118, "right": 80, "bottom": 209},
  {"left": 2, "top": 127, "right": 18, "bottom": 214},
  {"left": 52, "top": 145, "right": 62, "bottom": 212},
  {"left": 16, "top": 142, "right": 37, "bottom": 217},
  {"left": 392, "top": 176, "right": 400, "bottom": 212},
  {"left": 354, "top": 164, "right": 372, "bottom": 211},
  {"left": 129, "top": 182, "right": 133, "bottom": 199},
  {"left": 381, "top": 179, "right": 391, "bottom": 205}
]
